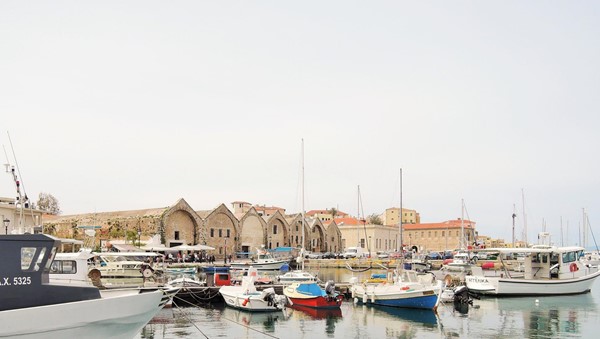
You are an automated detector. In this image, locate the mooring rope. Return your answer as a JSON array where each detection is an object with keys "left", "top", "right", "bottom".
[
  {"left": 172, "top": 299, "right": 209, "bottom": 339},
  {"left": 171, "top": 294, "right": 280, "bottom": 339}
]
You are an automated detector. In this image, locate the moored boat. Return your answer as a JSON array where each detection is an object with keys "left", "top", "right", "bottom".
[
  {"left": 0, "top": 234, "right": 168, "bottom": 339},
  {"left": 465, "top": 246, "right": 600, "bottom": 296},
  {"left": 283, "top": 280, "right": 343, "bottom": 309},
  {"left": 350, "top": 270, "right": 443, "bottom": 310},
  {"left": 229, "top": 247, "right": 289, "bottom": 271},
  {"left": 219, "top": 267, "right": 287, "bottom": 311}
]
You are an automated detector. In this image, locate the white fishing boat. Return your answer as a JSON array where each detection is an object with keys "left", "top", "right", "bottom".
[
  {"left": 350, "top": 269, "right": 443, "bottom": 310},
  {"left": 0, "top": 234, "right": 169, "bottom": 339},
  {"left": 465, "top": 246, "right": 600, "bottom": 296},
  {"left": 219, "top": 267, "right": 287, "bottom": 311},
  {"left": 229, "top": 247, "right": 289, "bottom": 271},
  {"left": 278, "top": 270, "right": 318, "bottom": 284},
  {"left": 96, "top": 252, "right": 164, "bottom": 279}
]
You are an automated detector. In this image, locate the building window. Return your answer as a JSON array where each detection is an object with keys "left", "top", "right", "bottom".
[
  {"left": 174, "top": 231, "right": 180, "bottom": 240},
  {"left": 428, "top": 231, "right": 431, "bottom": 238},
  {"left": 296, "top": 225, "right": 298, "bottom": 232},
  {"left": 273, "top": 225, "right": 278, "bottom": 234},
  {"left": 442, "top": 231, "right": 445, "bottom": 237},
  {"left": 210, "top": 229, "right": 214, "bottom": 237},
  {"left": 435, "top": 231, "right": 437, "bottom": 237},
  {"left": 227, "top": 229, "right": 230, "bottom": 238},
  {"left": 218, "top": 229, "right": 222, "bottom": 237}
]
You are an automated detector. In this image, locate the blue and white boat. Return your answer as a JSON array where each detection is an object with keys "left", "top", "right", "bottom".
[{"left": 350, "top": 270, "right": 443, "bottom": 310}]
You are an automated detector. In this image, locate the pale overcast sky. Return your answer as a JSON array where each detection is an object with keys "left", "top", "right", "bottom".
[{"left": 1, "top": 2, "right": 599, "bottom": 246}]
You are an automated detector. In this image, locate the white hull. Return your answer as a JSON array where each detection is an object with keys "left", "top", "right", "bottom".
[
  {"left": 219, "top": 287, "right": 282, "bottom": 312},
  {"left": 230, "top": 260, "right": 287, "bottom": 270},
  {"left": 0, "top": 290, "right": 164, "bottom": 339},
  {"left": 466, "top": 269, "right": 600, "bottom": 296}
]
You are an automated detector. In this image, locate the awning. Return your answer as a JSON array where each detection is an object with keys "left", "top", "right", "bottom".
[{"left": 111, "top": 243, "right": 140, "bottom": 252}]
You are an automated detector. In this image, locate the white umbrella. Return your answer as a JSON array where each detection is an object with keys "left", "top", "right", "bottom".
[
  {"left": 170, "top": 244, "right": 215, "bottom": 251},
  {"left": 141, "top": 244, "right": 172, "bottom": 252}
]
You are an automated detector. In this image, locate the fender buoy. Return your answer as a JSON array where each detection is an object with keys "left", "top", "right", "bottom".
[
  {"left": 570, "top": 263, "right": 578, "bottom": 272},
  {"left": 142, "top": 268, "right": 154, "bottom": 278},
  {"left": 242, "top": 298, "right": 250, "bottom": 306}
]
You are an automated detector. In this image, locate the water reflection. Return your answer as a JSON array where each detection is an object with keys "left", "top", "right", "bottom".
[
  {"left": 499, "top": 294, "right": 597, "bottom": 339},
  {"left": 370, "top": 304, "right": 438, "bottom": 325},
  {"left": 221, "top": 306, "right": 286, "bottom": 333}
]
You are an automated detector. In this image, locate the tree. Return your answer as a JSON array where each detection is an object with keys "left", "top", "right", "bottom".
[
  {"left": 37, "top": 192, "right": 61, "bottom": 215},
  {"left": 367, "top": 213, "right": 383, "bottom": 225}
]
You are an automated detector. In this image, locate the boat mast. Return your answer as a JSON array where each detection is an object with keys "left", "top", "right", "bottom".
[
  {"left": 301, "top": 139, "right": 305, "bottom": 271},
  {"left": 399, "top": 168, "right": 403, "bottom": 255},
  {"left": 522, "top": 188, "right": 528, "bottom": 246},
  {"left": 461, "top": 199, "right": 464, "bottom": 250},
  {"left": 357, "top": 185, "right": 360, "bottom": 248}
]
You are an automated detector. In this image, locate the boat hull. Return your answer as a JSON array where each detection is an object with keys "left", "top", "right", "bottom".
[
  {"left": 351, "top": 284, "right": 440, "bottom": 310},
  {"left": 287, "top": 295, "right": 343, "bottom": 309},
  {"left": 230, "top": 261, "right": 288, "bottom": 270},
  {"left": 465, "top": 269, "right": 600, "bottom": 296},
  {"left": 0, "top": 290, "right": 164, "bottom": 339},
  {"left": 220, "top": 289, "right": 282, "bottom": 312}
]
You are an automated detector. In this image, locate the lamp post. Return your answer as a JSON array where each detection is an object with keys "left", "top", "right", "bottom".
[
  {"left": 3, "top": 218, "right": 9, "bottom": 235},
  {"left": 224, "top": 236, "right": 228, "bottom": 264},
  {"left": 137, "top": 225, "right": 141, "bottom": 248}
]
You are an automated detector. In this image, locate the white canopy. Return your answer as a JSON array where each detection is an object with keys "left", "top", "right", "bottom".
[{"left": 170, "top": 244, "right": 215, "bottom": 251}]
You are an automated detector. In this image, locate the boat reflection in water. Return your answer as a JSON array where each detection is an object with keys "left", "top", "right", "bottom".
[
  {"left": 288, "top": 304, "right": 343, "bottom": 319},
  {"left": 496, "top": 294, "right": 597, "bottom": 338},
  {"left": 369, "top": 304, "right": 438, "bottom": 326},
  {"left": 221, "top": 305, "right": 287, "bottom": 333}
]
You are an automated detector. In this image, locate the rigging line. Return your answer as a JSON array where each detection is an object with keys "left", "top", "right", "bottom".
[
  {"left": 7, "top": 132, "right": 28, "bottom": 199},
  {"left": 220, "top": 314, "right": 280, "bottom": 339},
  {"left": 586, "top": 214, "right": 599, "bottom": 252},
  {"left": 172, "top": 300, "right": 210, "bottom": 339}
]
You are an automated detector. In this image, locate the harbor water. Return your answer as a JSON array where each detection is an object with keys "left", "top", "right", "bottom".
[{"left": 136, "top": 268, "right": 600, "bottom": 338}]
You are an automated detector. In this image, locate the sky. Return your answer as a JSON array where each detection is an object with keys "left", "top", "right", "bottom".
[{"left": 1, "top": 2, "right": 599, "bottom": 247}]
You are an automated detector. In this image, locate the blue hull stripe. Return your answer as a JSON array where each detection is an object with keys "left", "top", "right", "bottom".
[{"left": 361, "top": 295, "right": 438, "bottom": 310}]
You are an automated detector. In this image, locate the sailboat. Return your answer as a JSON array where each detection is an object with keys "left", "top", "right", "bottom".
[
  {"left": 283, "top": 139, "right": 343, "bottom": 309},
  {"left": 350, "top": 169, "right": 443, "bottom": 310}
]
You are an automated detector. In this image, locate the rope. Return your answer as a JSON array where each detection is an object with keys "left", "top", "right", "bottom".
[
  {"left": 172, "top": 300, "right": 209, "bottom": 339},
  {"left": 220, "top": 314, "right": 280, "bottom": 339}
]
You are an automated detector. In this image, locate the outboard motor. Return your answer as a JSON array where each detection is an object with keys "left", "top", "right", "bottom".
[
  {"left": 325, "top": 280, "right": 336, "bottom": 296},
  {"left": 261, "top": 287, "right": 277, "bottom": 306}
]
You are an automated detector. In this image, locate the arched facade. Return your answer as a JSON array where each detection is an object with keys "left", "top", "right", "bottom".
[
  {"left": 307, "top": 218, "right": 326, "bottom": 252},
  {"left": 237, "top": 207, "right": 266, "bottom": 254},
  {"left": 162, "top": 199, "right": 203, "bottom": 247},
  {"left": 203, "top": 204, "right": 239, "bottom": 259},
  {"left": 325, "top": 221, "right": 343, "bottom": 253},
  {"left": 286, "top": 214, "right": 311, "bottom": 250},
  {"left": 265, "top": 210, "right": 289, "bottom": 249}
]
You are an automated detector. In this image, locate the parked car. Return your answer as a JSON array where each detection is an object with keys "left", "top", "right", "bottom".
[
  {"left": 322, "top": 252, "right": 336, "bottom": 259},
  {"left": 307, "top": 252, "right": 322, "bottom": 259},
  {"left": 425, "top": 251, "right": 442, "bottom": 260},
  {"left": 442, "top": 251, "right": 454, "bottom": 259},
  {"left": 376, "top": 251, "right": 389, "bottom": 259}
]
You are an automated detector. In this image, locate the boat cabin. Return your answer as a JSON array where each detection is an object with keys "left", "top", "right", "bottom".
[{"left": 0, "top": 234, "right": 100, "bottom": 311}]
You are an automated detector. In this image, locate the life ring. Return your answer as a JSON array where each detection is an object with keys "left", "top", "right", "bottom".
[
  {"left": 142, "top": 268, "right": 154, "bottom": 278},
  {"left": 570, "top": 263, "right": 578, "bottom": 272}
]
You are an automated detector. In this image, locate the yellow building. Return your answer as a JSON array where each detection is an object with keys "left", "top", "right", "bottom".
[
  {"left": 384, "top": 207, "right": 420, "bottom": 226},
  {"left": 403, "top": 219, "right": 476, "bottom": 253}
]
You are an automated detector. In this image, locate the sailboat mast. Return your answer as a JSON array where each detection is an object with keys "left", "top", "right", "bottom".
[
  {"left": 301, "top": 139, "right": 306, "bottom": 267},
  {"left": 461, "top": 199, "right": 465, "bottom": 250},
  {"left": 399, "top": 168, "right": 403, "bottom": 254},
  {"left": 357, "top": 185, "right": 360, "bottom": 248}
]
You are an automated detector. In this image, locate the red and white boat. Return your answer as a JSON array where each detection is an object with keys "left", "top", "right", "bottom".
[{"left": 283, "top": 280, "right": 343, "bottom": 309}]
